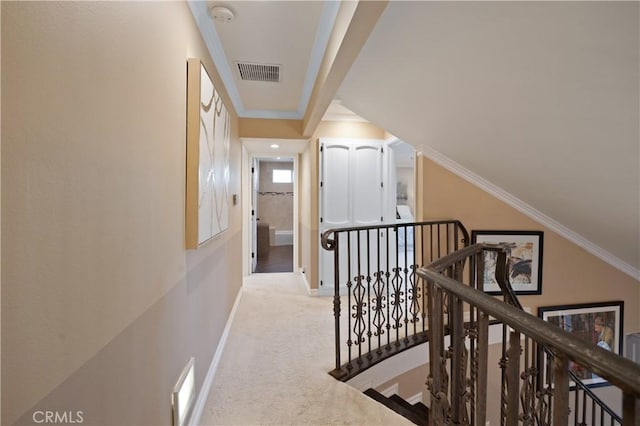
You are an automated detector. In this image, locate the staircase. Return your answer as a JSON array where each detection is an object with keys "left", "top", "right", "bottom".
[
  {"left": 322, "top": 221, "right": 640, "bottom": 425},
  {"left": 364, "top": 388, "right": 428, "bottom": 426}
]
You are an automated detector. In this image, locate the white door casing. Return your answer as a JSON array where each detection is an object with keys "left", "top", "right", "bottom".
[{"left": 251, "top": 158, "right": 259, "bottom": 273}]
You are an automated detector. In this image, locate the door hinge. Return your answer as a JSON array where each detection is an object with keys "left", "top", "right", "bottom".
[
  {"left": 251, "top": 209, "right": 255, "bottom": 216},
  {"left": 380, "top": 182, "right": 384, "bottom": 188},
  {"left": 320, "top": 145, "right": 324, "bottom": 152},
  {"left": 251, "top": 167, "right": 255, "bottom": 173},
  {"left": 320, "top": 280, "right": 323, "bottom": 286},
  {"left": 320, "top": 217, "right": 323, "bottom": 223},
  {"left": 381, "top": 147, "right": 384, "bottom": 153},
  {"left": 320, "top": 181, "right": 323, "bottom": 187},
  {"left": 381, "top": 216, "right": 384, "bottom": 222},
  {"left": 251, "top": 252, "right": 255, "bottom": 258}
]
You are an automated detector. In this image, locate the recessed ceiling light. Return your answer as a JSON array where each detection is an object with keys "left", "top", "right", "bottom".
[{"left": 270, "top": 144, "right": 279, "bottom": 149}]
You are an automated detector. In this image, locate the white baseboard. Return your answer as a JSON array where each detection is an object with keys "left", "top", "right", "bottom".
[
  {"left": 381, "top": 383, "right": 399, "bottom": 397},
  {"left": 299, "top": 268, "right": 318, "bottom": 296},
  {"left": 407, "top": 392, "right": 423, "bottom": 405},
  {"left": 189, "top": 286, "right": 244, "bottom": 426}
]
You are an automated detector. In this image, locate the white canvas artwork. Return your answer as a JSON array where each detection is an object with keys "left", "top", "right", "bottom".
[
  {"left": 186, "top": 59, "right": 231, "bottom": 248},
  {"left": 197, "top": 64, "right": 230, "bottom": 244}
]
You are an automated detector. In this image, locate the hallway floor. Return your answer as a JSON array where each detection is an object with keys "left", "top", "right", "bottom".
[
  {"left": 255, "top": 245, "right": 293, "bottom": 273},
  {"left": 199, "top": 272, "right": 411, "bottom": 425}
]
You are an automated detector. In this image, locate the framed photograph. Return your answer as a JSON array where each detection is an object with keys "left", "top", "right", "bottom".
[
  {"left": 471, "top": 230, "right": 543, "bottom": 295},
  {"left": 538, "top": 301, "right": 624, "bottom": 388},
  {"left": 185, "top": 58, "right": 231, "bottom": 249}
]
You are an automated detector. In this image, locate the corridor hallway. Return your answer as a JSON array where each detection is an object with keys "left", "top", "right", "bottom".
[{"left": 199, "top": 273, "right": 411, "bottom": 425}]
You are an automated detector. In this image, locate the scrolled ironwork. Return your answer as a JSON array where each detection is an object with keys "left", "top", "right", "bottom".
[
  {"left": 418, "top": 243, "right": 640, "bottom": 425},
  {"left": 351, "top": 274, "right": 367, "bottom": 349},
  {"left": 371, "top": 271, "right": 386, "bottom": 338},
  {"left": 390, "top": 267, "right": 404, "bottom": 332}
]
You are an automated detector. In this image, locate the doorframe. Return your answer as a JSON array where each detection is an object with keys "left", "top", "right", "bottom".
[{"left": 241, "top": 138, "right": 306, "bottom": 276}]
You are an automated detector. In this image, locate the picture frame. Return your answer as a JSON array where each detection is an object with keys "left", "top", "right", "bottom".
[
  {"left": 538, "top": 301, "right": 624, "bottom": 388},
  {"left": 471, "top": 230, "right": 543, "bottom": 295},
  {"left": 185, "top": 58, "right": 231, "bottom": 249}
]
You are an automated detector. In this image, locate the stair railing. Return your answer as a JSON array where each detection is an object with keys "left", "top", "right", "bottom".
[
  {"left": 321, "top": 220, "right": 469, "bottom": 381},
  {"left": 419, "top": 243, "right": 640, "bottom": 426}
]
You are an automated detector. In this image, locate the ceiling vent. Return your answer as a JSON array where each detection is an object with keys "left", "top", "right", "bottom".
[{"left": 236, "top": 62, "right": 280, "bottom": 83}]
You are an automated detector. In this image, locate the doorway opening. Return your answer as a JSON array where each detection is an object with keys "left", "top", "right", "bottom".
[
  {"left": 254, "top": 157, "right": 295, "bottom": 273},
  {"left": 241, "top": 138, "right": 306, "bottom": 278}
]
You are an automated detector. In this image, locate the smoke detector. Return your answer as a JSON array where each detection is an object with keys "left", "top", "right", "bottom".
[{"left": 209, "top": 6, "right": 235, "bottom": 23}]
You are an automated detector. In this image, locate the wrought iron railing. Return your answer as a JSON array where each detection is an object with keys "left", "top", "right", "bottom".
[
  {"left": 419, "top": 244, "right": 640, "bottom": 426},
  {"left": 320, "top": 220, "right": 469, "bottom": 380}
]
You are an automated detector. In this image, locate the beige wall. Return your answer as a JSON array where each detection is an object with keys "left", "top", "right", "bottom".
[
  {"left": 2, "top": 2, "right": 242, "bottom": 425},
  {"left": 239, "top": 118, "right": 303, "bottom": 139},
  {"left": 421, "top": 156, "right": 640, "bottom": 333},
  {"left": 299, "top": 140, "right": 318, "bottom": 288}
]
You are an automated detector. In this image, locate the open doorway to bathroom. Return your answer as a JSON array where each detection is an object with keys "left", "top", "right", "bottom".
[{"left": 254, "top": 157, "right": 295, "bottom": 273}]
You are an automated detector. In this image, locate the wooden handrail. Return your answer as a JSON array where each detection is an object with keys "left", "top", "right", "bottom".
[{"left": 419, "top": 266, "right": 640, "bottom": 396}]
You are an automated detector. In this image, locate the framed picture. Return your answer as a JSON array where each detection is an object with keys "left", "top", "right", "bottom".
[
  {"left": 185, "top": 58, "right": 231, "bottom": 249},
  {"left": 471, "top": 230, "right": 543, "bottom": 295},
  {"left": 538, "top": 301, "right": 624, "bottom": 388}
]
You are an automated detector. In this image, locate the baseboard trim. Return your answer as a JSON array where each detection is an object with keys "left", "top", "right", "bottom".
[
  {"left": 407, "top": 392, "right": 423, "bottom": 405},
  {"left": 381, "top": 383, "right": 399, "bottom": 397},
  {"left": 189, "top": 286, "right": 244, "bottom": 426},
  {"left": 299, "top": 268, "right": 318, "bottom": 296},
  {"left": 416, "top": 144, "right": 640, "bottom": 280}
]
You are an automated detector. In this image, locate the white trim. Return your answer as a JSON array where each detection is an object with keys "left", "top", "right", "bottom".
[
  {"left": 416, "top": 144, "right": 640, "bottom": 280},
  {"left": 297, "top": 1, "right": 341, "bottom": 116},
  {"left": 189, "top": 287, "right": 244, "bottom": 426},
  {"left": 380, "top": 383, "right": 399, "bottom": 398},
  {"left": 299, "top": 268, "right": 317, "bottom": 296},
  {"left": 406, "top": 392, "right": 423, "bottom": 405},
  {"left": 241, "top": 146, "right": 251, "bottom": 276}
]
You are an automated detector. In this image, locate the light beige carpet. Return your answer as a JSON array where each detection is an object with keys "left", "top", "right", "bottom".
[{"left": 199, "top": 272, "right": 411, "bottom": 425}]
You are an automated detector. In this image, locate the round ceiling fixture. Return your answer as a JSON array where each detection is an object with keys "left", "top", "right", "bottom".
[{"left": 209, "top": 6, "right": 235, "bottom": 23}]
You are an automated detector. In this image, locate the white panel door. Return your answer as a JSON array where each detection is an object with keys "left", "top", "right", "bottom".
[
  {"left": 319, "top": 139, "right": 386, "bottom": 296},
  {"left": 352, "top": 143, "right": 383, "bottom": 226},
  {"left": 319, "top": 142, "right": 351, "bottom": 294},
  {"left": 321, "top": 143, "right": 351, "bottom": 228}
]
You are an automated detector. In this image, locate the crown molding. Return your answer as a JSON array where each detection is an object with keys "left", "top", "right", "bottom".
[
  {"left": 416, "top": 144, "right": 639, "bottom": 280},
  {"left": 188, "top": 0, "right": 338, "bottom": 120}
]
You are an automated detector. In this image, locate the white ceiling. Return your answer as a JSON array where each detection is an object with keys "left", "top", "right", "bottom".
[
  {"left": 190, "top": 1, "right": 639, "bottom": 277},
  {"left": 189, "top": 1, "right": 338, "bottom": 119},
  {"left": 338, "top": 1, "right": 639, "bottom": 274}
]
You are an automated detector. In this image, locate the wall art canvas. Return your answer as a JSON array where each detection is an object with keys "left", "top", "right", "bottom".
[
  {"left": 185, "top": 59, "right": 231, "bottom": 248},
  {"left": 472, "top": 230, "right": 543, "bottom": 295},
  {"left": 538, "top": 301, "right": 624, "bottom": 388}
]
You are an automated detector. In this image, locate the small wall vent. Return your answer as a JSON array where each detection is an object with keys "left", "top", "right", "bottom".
[{"left": 236, "top": 62, "right": 280, "bottom": 82}]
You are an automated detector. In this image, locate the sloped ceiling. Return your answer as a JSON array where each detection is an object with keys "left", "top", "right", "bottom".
[{"left": 337, "top": 1, "right": 639, "bottom": 275}]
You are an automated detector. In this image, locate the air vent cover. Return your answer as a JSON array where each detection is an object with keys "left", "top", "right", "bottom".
[{"left": 236, "top": 62, "right": 280, "bottom": 82}]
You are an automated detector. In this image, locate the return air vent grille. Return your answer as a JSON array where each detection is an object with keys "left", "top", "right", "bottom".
[{"left": 236, "top": 62, "right": 280, "bottom": 82}]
